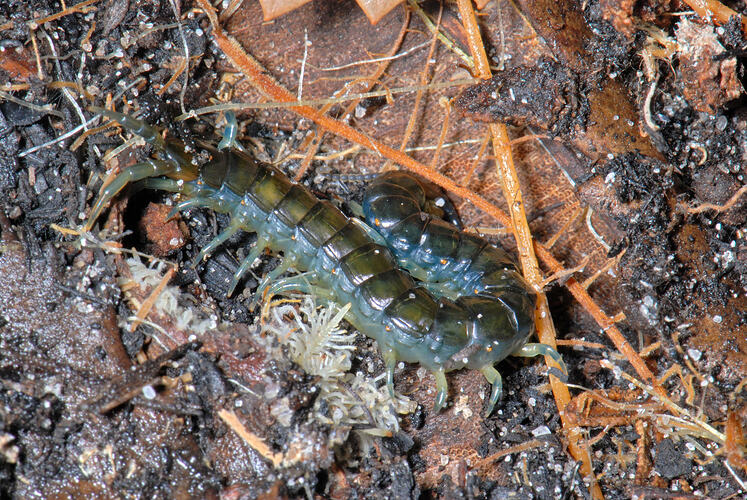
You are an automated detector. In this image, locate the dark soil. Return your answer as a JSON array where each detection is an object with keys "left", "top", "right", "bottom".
[{"left": 0, "top": 0, "right": 745, "bottom": 498}]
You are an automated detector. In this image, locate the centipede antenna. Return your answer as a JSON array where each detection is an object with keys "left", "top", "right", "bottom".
[{"left": 326, "top": 172, "right": 380, "bottom": 183}]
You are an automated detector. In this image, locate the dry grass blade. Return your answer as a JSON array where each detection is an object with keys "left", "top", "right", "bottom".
[
  {"left": 293, "top": 7, "right": 411, "bottom": 180},
  {"left": 129, "top": 265, "right": 177, "bottom": 333}
]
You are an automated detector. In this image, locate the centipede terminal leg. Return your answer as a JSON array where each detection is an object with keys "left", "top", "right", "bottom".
[
  {"left": 432, "top": 369, "right": 448, "bottom": 413},
  {"left": 480, "top": 365, "right": 504, "bottom": 417},
  {"left": 514, "top": 343, "right": 568, "bottom": 377}
]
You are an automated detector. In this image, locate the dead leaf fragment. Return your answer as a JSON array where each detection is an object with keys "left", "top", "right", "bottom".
[
  {"left": 0, "top": 45, "right": 36, "bottom": 81},
  {"left": 258, "top": 0, "right": 312, "bottom": 21},
  {"left": 138, "top": 203, "right": 189, "bottom": 257},
  {"left": 259, "top": 0, "right": 404, "bottom": 24},
  {"left": 676, "top": 18, "right": 743, "bottom": 113},
  {"left": 599, "top": 0, "right": 635, "bottom": 38}
]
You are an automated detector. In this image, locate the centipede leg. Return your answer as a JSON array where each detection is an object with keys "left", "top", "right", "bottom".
[
  {"left": 432, "top": 369, "right": 449, "bottom": 413},
  {"left": 218, "top": 111, "right": 247, "bottom": 153},
  {"left": 381, "top": 347, "right": 397, "bottom": 397},
  {"left": 420, "top": 278, "right": 461, "bottom": 301},
  {"left": 139, "top": 178, "right": 183, "bottom": 192},
  {"left": 254, "top": 258, "right": 295, "bottom": 305},
  {"left": 166, "top": 197, "right": 207, "bottom": 221},
  {"left": 480, "top": 365, "right": 504, "bottom": 417},
  {"left": 226, "top": 237, "right": 270, "bottom": 297},
  {"left": 263, "top": 271, "right": 330, "bottom": 300},
  {"left": 191, "top": 219, "right": 243, "bottom": 268},
  {"left": 136, "top": 177, "right": 209, "bottom": 219},
  {"left": 85, "top": 159, "right": 176, "bottom": 231},
  {"left": 514, "top": 343, "right": 568, "bottom": 377},
  {"left": 347, "top": 201, "right": 364, "bottom": 218}
]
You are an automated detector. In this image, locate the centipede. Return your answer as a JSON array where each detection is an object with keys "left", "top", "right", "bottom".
[{"left": 85, "top": 107, "right": 565, "bottom": 416}]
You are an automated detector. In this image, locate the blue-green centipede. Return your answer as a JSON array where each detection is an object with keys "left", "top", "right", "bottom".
[{"left": 86, "top": 108, "right": 565, "bottom": 416}]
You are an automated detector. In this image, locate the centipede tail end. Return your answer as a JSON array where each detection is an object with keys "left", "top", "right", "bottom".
[{"left": 362, "top": 171, "right": 567, "bottom": 416}]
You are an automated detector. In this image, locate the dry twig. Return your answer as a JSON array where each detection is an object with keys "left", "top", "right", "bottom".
[{"left": 454, "top": 1, "right": 600, "bottom": 497}]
